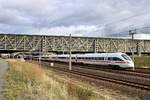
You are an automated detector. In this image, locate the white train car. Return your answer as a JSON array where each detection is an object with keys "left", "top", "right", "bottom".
[{"left": 52, "top": 53, "right": 134, "bottom": 69}]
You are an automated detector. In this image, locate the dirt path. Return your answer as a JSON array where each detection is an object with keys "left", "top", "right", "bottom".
[{"left": 0, "top": 60, "right": 8, "bottom": 99}]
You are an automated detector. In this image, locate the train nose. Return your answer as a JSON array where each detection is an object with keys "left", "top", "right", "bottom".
[
  {"left": 129, "top": 63, "right": 134, "bottom": 68},
  {"left": 127, "top": 61, "right": 134, "bottom": 68}
]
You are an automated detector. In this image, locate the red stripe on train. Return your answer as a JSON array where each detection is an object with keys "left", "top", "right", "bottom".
[
  {"left": 115, "top": 61, "right": 125, "bottom": 64},
  {"left": 79, "top": 60, "right": 111, "bottom": 63},
  {"left": 79, "top": 60, "right": 125, "bottom": 64}
]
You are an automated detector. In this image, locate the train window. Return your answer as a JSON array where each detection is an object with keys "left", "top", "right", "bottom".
[
  {"left": 108, "top": 57, "right": 111, "bottom": 60},
  {"left": 92, "top": 57, "right": 95, "bottom": 60},
  {"left": 77, "top": 57, "right": 80, "bottom": 59},
  {"left": 101, "top": 57, "right": 104, "bottom": 60},
  {"left": 72, "top": 57, "right": 75, "bottom": 59},
  {"left": 103, "top": 57, "right": 105, "bottom": 60},
  {"left": 97, "top": 57, "right": 100, "bottom": 60},
  {"left": 89, "top": 57, "right": 94, "bottom": 60},
  {"left": 121, "top": 54, "right": 131, "bottom": 61},
  {"left": 95, "top": 57, "right": 99, "bottom": 60},
  {"left": 112, "top": 57, "right": 123, "bottom": 61},
  {"left": 62, "top": 57, "right": 67, "bottom": 59},
  {"left": 85, "top": 57, "right": 89, "bottom": 60},
  {"left": 86, "top": 57, "right": 89, "bottom": 59},
  {"left": 97, "top": 57, "right": 104, "bottom": 60},
  {"left": 78, "top": 57, "right": 85, "bottom": 59},
  {"left": 108, "top": 57, "right": 123, "bottom": 61}
]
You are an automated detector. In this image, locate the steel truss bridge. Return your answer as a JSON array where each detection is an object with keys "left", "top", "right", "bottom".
[{"left": 0, "top": 34, "right": 150, "bottom": 54}]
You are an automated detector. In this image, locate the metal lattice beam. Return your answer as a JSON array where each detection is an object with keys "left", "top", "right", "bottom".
[{"left": 0, "top": 34, "right": 150, "bottom": 53}]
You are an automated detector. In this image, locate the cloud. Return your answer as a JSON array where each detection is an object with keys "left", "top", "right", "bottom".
[
  {"left": 0, "top": 0, "right": 149, "bottom": 39},
  {"left": 29, "top": 25, "right": 98, "bottom": 36},
  {"left": 134, "top": 34, "right": 150, "bottom": 40}
]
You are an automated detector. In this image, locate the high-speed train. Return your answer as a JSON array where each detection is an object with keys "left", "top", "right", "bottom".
[{"left": 50, "top": 53, "right": 134, "bottom": 69}]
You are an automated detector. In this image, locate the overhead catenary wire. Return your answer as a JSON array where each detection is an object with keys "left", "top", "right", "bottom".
[
  {"left": 93, "top": 9, "right": 150, "bottom": 38},
  {"left": 99, "top": 9, "right": 150, "bottom": 27}
]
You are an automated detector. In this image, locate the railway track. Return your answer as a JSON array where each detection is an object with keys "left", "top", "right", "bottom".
[
  {"left": 53, "top": 63, "right": 150, "bottom": 90},
  {"left": 51, "top": 65, "right": 150, "bottom": 91},
  {"left": 131, "top": 68, "right": 150, "bottom": 74},
  {"left": 40, "top": 59, "right": 150, "bottom": 79},
  {"left": 75, "top": 65, "right": 150, "bottom": 79},
  {"left": 37, "top": 60, "right": 150, "bottom": 91},
  {"left": 31, "top": 60, "right": 150, "bottom": 99}
]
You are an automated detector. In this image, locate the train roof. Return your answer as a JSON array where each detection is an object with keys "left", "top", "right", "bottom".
[
  {"left": 57, "top": 54, "right": 78, "bottom": 57},
  {"left": 77, "top": 53, "right": 126, "bottom": 57},
  {"left": 57, "top": 53, "right": 126, "bottom": 57}
]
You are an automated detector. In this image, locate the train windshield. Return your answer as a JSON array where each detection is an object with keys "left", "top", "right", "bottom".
[{"left": 121, "top": 54, "right": 131, "bottom": 61}]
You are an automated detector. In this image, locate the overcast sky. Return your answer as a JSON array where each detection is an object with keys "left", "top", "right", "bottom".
[{"left": 0, "top": 0, "right": 150, "bottom": 38}]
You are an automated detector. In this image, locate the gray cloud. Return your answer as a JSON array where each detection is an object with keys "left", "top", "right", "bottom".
[{"left": 0, "top": 0, "right": 150, "bottom": 38}]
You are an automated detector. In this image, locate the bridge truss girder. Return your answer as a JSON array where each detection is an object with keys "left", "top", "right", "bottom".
[{"left": 0, "top": 34, "right": 150, "bottom": 53}]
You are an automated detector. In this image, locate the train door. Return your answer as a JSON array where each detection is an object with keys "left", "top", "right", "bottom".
[
  {"left": 75, "top": 55, "right": 77, "bottom": 62},
  {"left": 102, "top": 57, "right": 107, "bottom": 65},
  {"left": 107, "top": 57, "right": 113, "bottom": 65}
]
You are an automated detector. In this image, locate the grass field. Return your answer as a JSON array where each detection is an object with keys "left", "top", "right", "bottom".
[
  {"left": 134, "top": 56, "right": 150, "bottom": 68},
  {"left": 2, "top": 59, "right": 138, "bottom": 100},
  {"left": 2, "top": 60, "right": 100, "bottom": 100}
]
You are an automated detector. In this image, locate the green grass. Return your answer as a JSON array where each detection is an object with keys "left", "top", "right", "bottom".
[{"left": 134, "top": 56, "right": 150, "bottom": 68}]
